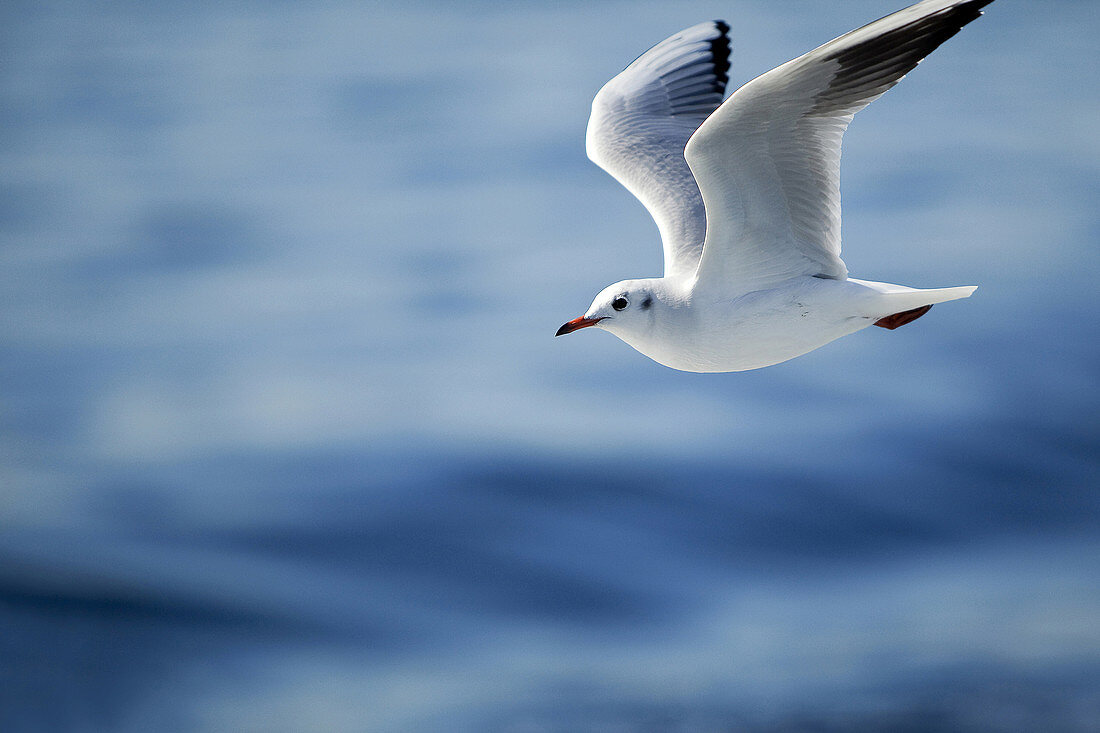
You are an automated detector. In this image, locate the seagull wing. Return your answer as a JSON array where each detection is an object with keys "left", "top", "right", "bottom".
[
  {"left": 586, "top": 21, "right": 732, "bottom": 279},
  {"left": 685, "top": 0, "right": 992, "bottom": 294}
]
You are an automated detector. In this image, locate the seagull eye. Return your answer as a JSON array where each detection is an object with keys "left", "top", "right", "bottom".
[{"left": 612, "top": 296, "right": 629, "bottom": 311}]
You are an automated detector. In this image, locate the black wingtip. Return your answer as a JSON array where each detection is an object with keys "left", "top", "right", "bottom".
[
  {"left": 711, "top": 20, "right": 732, "bottom": 93},
  {"left": 811, "top": 0, "right": 994, "bottom": 116}
]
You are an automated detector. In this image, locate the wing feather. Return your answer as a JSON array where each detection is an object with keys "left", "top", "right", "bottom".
[
  {"left": 586, "top": 21, "right": 731, "bottom": 278},
  {"left": 685, "top": 0, "right": 992, "bottom": 294}
]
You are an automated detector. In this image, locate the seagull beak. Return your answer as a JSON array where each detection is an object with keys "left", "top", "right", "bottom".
[{"left": 555, "top": 316, "right": 605, "bottom": 336}]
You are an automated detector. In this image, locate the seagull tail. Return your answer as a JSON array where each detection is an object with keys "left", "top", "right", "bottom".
[
  {"left": 898, "top": 284, "right": 978, "bottom": 306},
  {"left": 849, "top": 279, "right": 977, "bottom": 330}
]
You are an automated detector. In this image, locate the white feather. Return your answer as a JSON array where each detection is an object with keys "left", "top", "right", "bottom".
[
  {"left": 586, "top": 21, "right": 730, "bottom": 279},
  {"left": 687, "top": 0, "right": 990, "bottom": 294}
]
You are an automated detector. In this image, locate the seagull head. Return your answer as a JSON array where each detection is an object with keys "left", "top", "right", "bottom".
[{"left": 556, "top": 279, "right": 659, "bottom": 338}]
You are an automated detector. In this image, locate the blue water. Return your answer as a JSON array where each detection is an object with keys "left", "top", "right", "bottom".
[{"left": 2, "top": 1, "right": 1098, "bottom": 731}]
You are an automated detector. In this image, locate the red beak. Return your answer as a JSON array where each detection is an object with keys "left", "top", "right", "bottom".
[{"left": 555, "top": 316, "right": 606, "bottom": 336}]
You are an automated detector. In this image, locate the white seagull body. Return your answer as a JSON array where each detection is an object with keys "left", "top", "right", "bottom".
[{"left": 557, "top": 0, "right": 991, "bottom": 372}]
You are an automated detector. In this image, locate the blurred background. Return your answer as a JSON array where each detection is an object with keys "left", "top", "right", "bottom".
[{"left": 2, "top": 0, "right": 1098, "bottom": 731}]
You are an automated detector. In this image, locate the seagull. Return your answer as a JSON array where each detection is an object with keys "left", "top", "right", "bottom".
[{"left": 556, "top": 0, "right": 992, "bottom": 372}]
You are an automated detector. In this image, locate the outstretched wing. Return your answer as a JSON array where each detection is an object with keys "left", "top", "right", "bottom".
[
  {"left": 586, "top": 21, "right": 731, "bottom": 279},
  {"left": 685, "top": 0, "right": 992, "bottom": 294}
]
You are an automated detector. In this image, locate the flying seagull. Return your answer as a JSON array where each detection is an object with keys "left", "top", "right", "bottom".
[{"left": 556, "top": 0, "right": 992, "bottom": 372}]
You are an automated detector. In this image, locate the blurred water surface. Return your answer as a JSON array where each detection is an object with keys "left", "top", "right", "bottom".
[{"left": 1, "top": 1, "right": 1099, "bottom": 731}]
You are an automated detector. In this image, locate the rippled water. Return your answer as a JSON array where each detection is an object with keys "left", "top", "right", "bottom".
[{"left": 1, "top": 1, "right": 1098, "bottom": 731}]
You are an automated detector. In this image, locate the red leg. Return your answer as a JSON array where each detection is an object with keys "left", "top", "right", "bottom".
[{"left": 873, "top": 304, "right": 933, "bottom": 330}]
